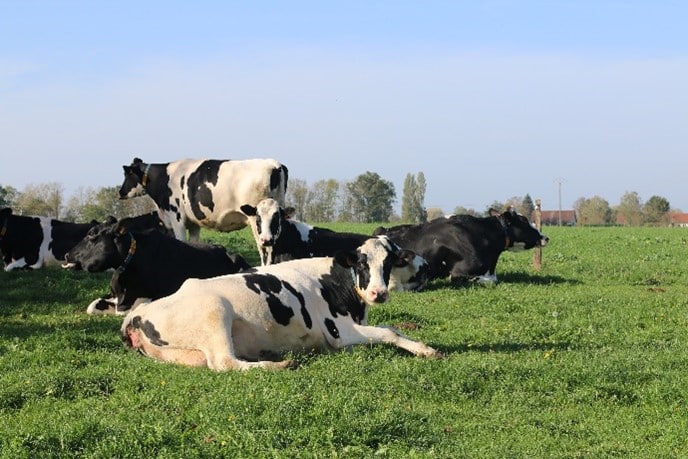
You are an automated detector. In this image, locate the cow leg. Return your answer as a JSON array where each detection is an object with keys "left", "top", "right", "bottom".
[
  {"left": 337, "top": 324, "right": 441, "bottom": 358},
  {"left": 187, "top": 225, "right": 201, "bottom": 242}
]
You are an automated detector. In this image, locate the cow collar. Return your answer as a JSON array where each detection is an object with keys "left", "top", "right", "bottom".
[
  {"left": 350, "top": 268, "right": 366, "bottom": 303},
  {"left": 116, "top": 233, "right": 137, "bottom": 274},
  {"left": 141, "top": 163, "right": 152, "bottom": 188}
]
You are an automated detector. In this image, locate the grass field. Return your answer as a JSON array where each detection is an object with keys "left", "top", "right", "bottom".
[{"left": 1, "top": 225, "right": 688, "bottom": 458}]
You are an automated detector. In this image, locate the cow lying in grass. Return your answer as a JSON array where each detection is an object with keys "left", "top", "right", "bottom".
[
  {"left": 121, "top": 236, "right": 440, "bottom": 370},
  {"left": 64, "top": 218, "right": 250, "bottom": 314}
]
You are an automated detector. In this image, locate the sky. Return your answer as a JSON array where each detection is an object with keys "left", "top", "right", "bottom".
[{"left": 1, "top": 0, "right": 687, "bottom": 214}]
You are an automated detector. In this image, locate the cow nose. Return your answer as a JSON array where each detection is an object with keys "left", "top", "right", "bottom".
[
  {"left": 368, "top": 288, "right": 388, "bottom": 304},
  {"left": 260, "top": 237, "right": 273, "bottom": 247}
]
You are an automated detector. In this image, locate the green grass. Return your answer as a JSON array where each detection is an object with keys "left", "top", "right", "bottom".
[{"left": 2, "top": 226, "right": 688, "bottom": 458}]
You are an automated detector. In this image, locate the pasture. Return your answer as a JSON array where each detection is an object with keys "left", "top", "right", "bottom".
[{"left": 1, "top": 225, "right": 687, "bottom": 458}]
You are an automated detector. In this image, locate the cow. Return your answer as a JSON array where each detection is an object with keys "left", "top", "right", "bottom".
[
  {"left": 120, "top": 236, "right": 440, "bottom": 371},
  {"left": 118, "top": 157, "right": 288, "bottom": 244},
  {"left": 240, "top": 199, "right": 429, "bottom": 291},
  {"left": 63, "top": 220, "right": 251, "bottom": 314},
  {"left": 373, "top": 209, "right": 549, "bottom": 284},
  {"left": 0, "top": 207, "right": 100, "bottom": 271}
]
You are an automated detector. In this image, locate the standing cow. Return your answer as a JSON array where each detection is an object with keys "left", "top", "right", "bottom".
[
  {"left": 120, "top": 237, "right": 440, "bottom": 371},
  {"left": 0, "top": 207, "right": 99, "bottom": 271},
  {"left": 374, "top": 209, "right": 549, "bottom": 283},
  {"left": 118, "top": 157, "right": 288, "bottom": 242}
]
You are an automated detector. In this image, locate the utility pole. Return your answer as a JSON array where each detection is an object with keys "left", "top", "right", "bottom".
[{"left": 554, "top": 178, "right": 565, "bottom": 226}]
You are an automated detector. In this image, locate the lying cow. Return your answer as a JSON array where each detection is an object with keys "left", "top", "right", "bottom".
[
  {"left": 118, "top": 157, "right": 289, "bottom": 242},
  {"left": 0, "top": 207, "right": 100, "bottom": 271},
  {"left": 120, "top": 236, "right": 440, "bottom": 371},
  {"left": 240, "top": 199, "right": 429, "bottom": 291},
  {"left": 63, "top": 220, "right": 251, "bottom": 314},
  {"left": 374, "top": 209, "right": 549, "bottom": 283}
]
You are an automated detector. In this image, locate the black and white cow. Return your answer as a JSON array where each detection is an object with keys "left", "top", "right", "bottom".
[
  {"left": 120, "top": 237, "right": 440, "bottom": 371},
  {"left": 0, "top": 207, "right": 100, "bottom": 271},
  {"left": 118, "top": 157, "right": 288, "bottom": 242},
  {"left": 373, "top": 209, "right": 549, "bottom": 284},
  {"left": 240, "top": 199, "right": 429, "bottom": 291},
  {"left": 63, "top": 220, "right": 251, "bottom": 314}
]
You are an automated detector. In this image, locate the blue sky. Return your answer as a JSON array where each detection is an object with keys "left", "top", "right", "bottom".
[{"left": 1, "top": 1, "right": 687, "bottom": 214}]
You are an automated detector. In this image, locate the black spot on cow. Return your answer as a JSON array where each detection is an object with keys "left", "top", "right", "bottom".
[
  {"left": 324, "top": 318, "right": 339, "bottom": 339},
  {"left": 132, "top": 316, "right": 169, "bottom": 346},
  {"left": 283, "top": 281, "right": 311, "bottom": 329},
  {"left": 180, "top": 176, "right": 185, "bottom": 190},
  {"left": 244, "top": 273, "right": 295, "bottom": 326},
  {"left": 270, "top": 166, "right": 288, "bottom": 193},
  {"left": 187, "top": 160, "right": 221, "bottom": 221}
]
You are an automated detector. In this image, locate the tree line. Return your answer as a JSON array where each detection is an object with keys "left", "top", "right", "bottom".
[{"left": 0, "top": 179, "right": 678, "bottom": 227}]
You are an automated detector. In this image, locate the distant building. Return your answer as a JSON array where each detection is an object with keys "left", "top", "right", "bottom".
[
  {"left": 535, "top": 210, "right": 577, "bottom": 226},
  {"left": 669, "top": 213, "right": 688, "bottom": 228}
]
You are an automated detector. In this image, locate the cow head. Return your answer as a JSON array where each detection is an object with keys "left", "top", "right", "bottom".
[
  {"left": 119, "top": 157, "right": 149, "bottom": 199},
  {"left": 491, "top": 208, "right": 549, "bottom": 251},
  {"left": 240, "top": 198, "right": 296, "bottom": 248},
  {"left": 335, "top": 235, "right": 420, "bottom": 305},
  {"left": 63, "top": 221, "right": 130, "bottom": 272}
]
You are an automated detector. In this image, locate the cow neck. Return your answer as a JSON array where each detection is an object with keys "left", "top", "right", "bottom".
[
  {"left": 116, "top": 233, "right": 137, "bottom": 274},
  {"left": 0, "top": 218, "right": 7, "bottom": 241},
  {"left": 497, "top": 216, "right": 512, "bottom": 249},
  {"left": 141, "top": 163, "right": 152, "bottom": 188}
]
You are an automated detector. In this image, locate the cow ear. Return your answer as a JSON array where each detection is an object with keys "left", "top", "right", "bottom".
[
  {"left": 489, "top": 208, "right": 500, "bottom": 217},
  {"left": 123, "top": 165, "right": 131, "bottom": 174},
  {"left": 133, "top": 157, "right": 143, "bottom": 165},
  {"left": 114, "top": 223, "right": 129, "bottom": 236},
  {"left": 283, "top": 207, "right": 296, "bottom": 219},
  {"left": 240, "top": 204, "right": 257, "bottom": 216},
  {"left": 105, "top": 215, "right": 117, "bottom": 225},
  {"left": 394, "top": 249, "right": 416, "bottom": 267},
  {"left": 334, "top": 250, "right": 358, "bottom": 269}
]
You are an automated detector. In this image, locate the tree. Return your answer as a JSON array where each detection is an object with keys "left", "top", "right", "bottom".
[
  {"left": 574, "top": 196, "right": 611, "bottom": 225},
  {"left": 0, "top": 185, "right": 18, "bottom": 208},
  {"left": 401, "top": 173, "right": 416, "bottom": 223},
  {"left": 401, "top": 172, "right": 427, "bottom": 224},
  {"left": 615, "top": 191, "right": 644, "bottom": 226},
  {"left": 306, "top": 179, "right": 340, "bottom": 222},
  {"left": 486, "top": 201, "right": 505, "bottom": 214},
  {"left": 426, "top": 207, "right": 445, "bottom": 221},
  {"left": 63, "top": 186, "right": 156, "bottom": 222},
  {"left": 14, "top": 183, "right": 64, "bottom": 218},
  {"left": 285, "top": 178, "right": 309, "bottom": 220},
  {"left": 453, "top": 206, "right": 480, "bottom": 216},
  {"left": 521, "top": 194, "right": 535, "bottom": 217},
  {"left": 346, "top": 172, "right": 396, "bottom": 223},
  {"left": 644, "top": 195, "right": 670, "bottom": 225}
]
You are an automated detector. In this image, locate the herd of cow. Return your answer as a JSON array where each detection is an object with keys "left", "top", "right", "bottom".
[{"left": 1, "top": 157, "right": 549, "bottom": 370}]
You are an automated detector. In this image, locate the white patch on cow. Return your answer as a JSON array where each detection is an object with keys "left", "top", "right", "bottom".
[
  {"left": 293, "top": 220, "right": 312, "bottom": 243},
  {"left": 124, "top": 183, "right": 146, "bottom": 199},
  {"left": 389, "top": 254, "right": 427, "bottom": 292},
  {"left": 87, "top": 296, "right": 153, "bottom": 315},
  {"left": 473, "top": 271, "right": 498, "bottom": 284}
]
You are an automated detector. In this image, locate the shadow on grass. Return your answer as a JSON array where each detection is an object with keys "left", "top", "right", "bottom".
[{"left": 421, "top": 272, "right": 579, "bottom": 291}]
